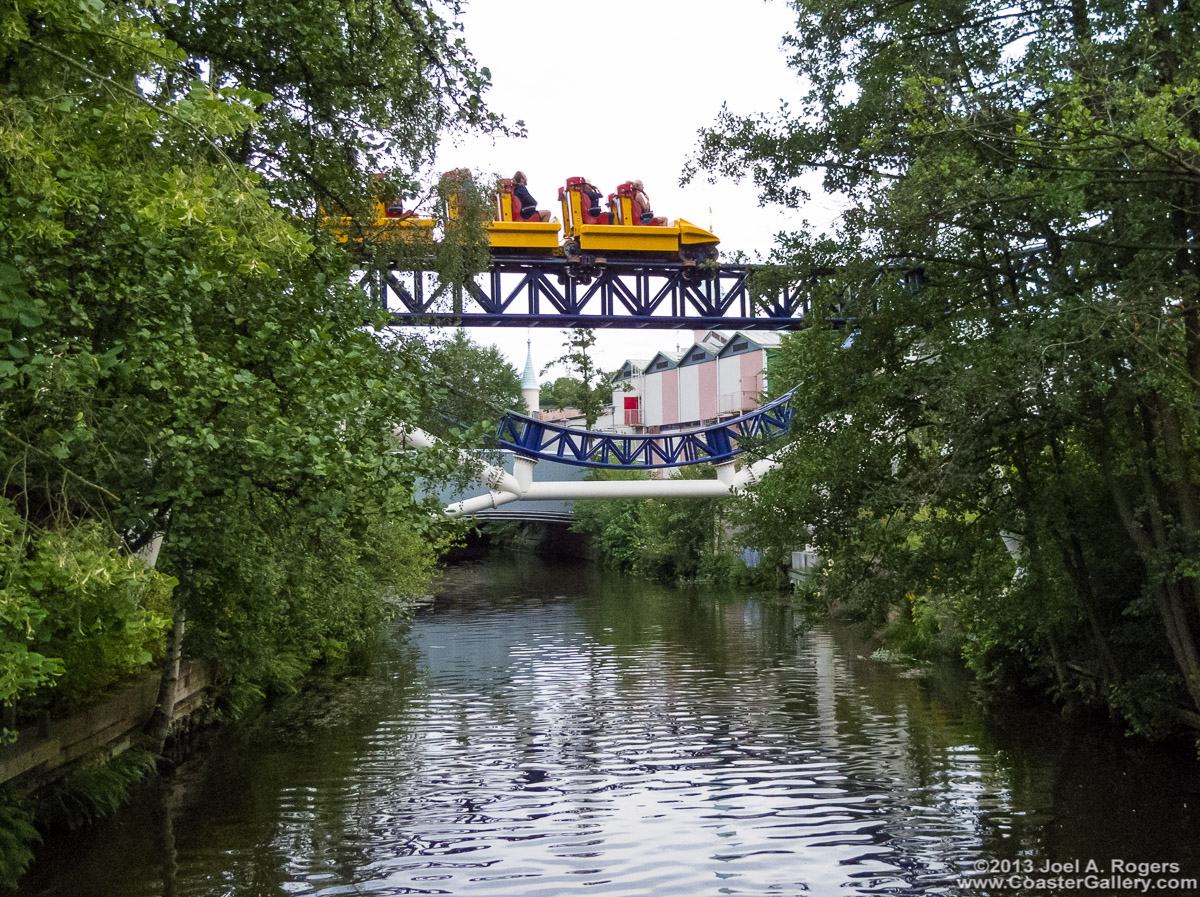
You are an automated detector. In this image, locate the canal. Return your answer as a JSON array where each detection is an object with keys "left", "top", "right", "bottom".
[{"left": 18, "top": 554, "right": 1200, "bottom": 896}]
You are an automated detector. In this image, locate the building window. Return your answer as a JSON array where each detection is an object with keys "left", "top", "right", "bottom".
[
  {"left": 653, "top": 360, "right": 669, "bottom": 371},
  {"left": 728, "top": 339, "right": 749, "bottom": 353}
]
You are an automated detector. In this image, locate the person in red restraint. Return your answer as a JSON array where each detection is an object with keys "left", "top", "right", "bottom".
[{"left": 630, "top": 179, "right": 667, "bottom": 226}]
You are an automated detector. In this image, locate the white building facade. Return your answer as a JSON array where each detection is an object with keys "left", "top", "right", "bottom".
[{"left": 610, "top": 331, "right": 781, "bottom": 433}]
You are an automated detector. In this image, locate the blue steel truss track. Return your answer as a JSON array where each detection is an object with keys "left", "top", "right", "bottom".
[
  {"left": 495, "top": 389, "right": 795, "bottom": 469},
  {"left": 374, "top": 256, "right": 847, "bottom": 329}
]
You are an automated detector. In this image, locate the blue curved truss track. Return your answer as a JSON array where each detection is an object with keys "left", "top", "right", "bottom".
[{"left": 496, "top": 389, "right": 795, "bottom": 469}]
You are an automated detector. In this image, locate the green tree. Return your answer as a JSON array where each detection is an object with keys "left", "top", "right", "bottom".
[
  {"left": 0, "top": 0, "right": 503, "bottom": 881},
  {"left": 421, "top": 329, "right": 522, "bottom": 432},
  {"left": 0, "top": 0, "right": 493, "bottom": 731},
  {"left": 694, "top": 0, "right": 1200, "bottom": 735},
  {"left": 572, "top": 467, "right": 729, "bottom": 583},
  {"left": 151, "top": 0, "right": 508, "bottom": 214},
  {"left": 541, "top": 328, "right": 612, "bottom": 428},
  {"left": 571, "top": 471, "right": 648, "bottom": 576},
  {"left": 538, "top": 376, "right": 577, "bottom": 410}
]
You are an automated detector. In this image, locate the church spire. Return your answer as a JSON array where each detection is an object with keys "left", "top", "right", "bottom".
[{"left": 521, "top": 340, "right": 540, "bottom": 415}]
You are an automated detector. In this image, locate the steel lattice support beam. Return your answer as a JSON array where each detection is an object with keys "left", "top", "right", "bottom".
[
  {"left": 494, "top": 390, "right": 795, "bottom": 469},
  {"left": 371, "top": 256, "right": 848, "bottom": 329}
]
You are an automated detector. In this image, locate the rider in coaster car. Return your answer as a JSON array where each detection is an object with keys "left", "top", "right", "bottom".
[
  {"left": 630, "top": 179, "right": 667, "bottom": 226},
  {"left": 581, "top": 179, "right": 603, "bottom": 217},
  {"left": 512, "top": 171, "right": 551, "bottom": 222}
]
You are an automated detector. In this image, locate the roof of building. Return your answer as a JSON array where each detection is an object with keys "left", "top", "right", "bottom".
[
  {"left": 678, "top": 341, "right": 718, "bottom": 366},
  {"left": 613, "top": 331, "right": 785, "bottom": 380},
  {"left": 521, "top": 341, "right": 538, "bottom": 390},
  {"left": 612, "top": 358, "right": 653, "bottom": 381},
  {"left": 717, "top": 331, "right": 785, "bottom": 356},
  {"left": 643, "top": 350, "right": 683, "bottom": 371}
]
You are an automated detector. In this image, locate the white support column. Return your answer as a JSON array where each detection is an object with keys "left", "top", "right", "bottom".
[
  {"left": 446, "top": 490, "right": 523, "bottom": 516},
  {"left": 135, "top": 533, "right": 164, "bottom": 568},
  {"left": 394, "top": 424, "right": 522, "bottom": 496},
  {"left": 732, "top": 457, "right": 777, "bottom": 490},
  {"left": 398, "top": 420, "right": 782, "bottom": 519},
  {"left": 513, "top": 455, "right": 537, "bottom": 492}
]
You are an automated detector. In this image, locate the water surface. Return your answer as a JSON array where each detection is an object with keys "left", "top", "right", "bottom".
[{"left": 20, "top": 555, "right": 1200, "bottom": 896}]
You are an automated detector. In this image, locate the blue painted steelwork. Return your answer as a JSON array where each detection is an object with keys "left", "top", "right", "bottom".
[
  {"left": 495, "top": 388, "right": 795, "bottom": 469},
  {"left": 374, "top": 256, "right": 847, "bottom": 329}
]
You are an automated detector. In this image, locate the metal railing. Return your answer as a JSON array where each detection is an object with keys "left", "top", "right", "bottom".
[{"left": 718, "top": 389, "right": 761, "bottom": 415}]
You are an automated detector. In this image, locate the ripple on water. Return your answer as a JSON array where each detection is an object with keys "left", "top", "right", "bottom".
[
  {"left": 18, "top": 558, "right": 1200, "bottom": 897},
  {"left": 216, "top": 606, "right": 985, "bottom": 894}
]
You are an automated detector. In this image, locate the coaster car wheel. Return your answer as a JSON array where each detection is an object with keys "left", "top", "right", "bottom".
[{"left": 680, "top": 244, "right": 719, "bottom": 264}]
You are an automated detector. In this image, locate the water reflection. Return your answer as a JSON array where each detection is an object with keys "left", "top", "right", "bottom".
[{"left": 19, "top": 555, "right": 1200, "bottom": 896}]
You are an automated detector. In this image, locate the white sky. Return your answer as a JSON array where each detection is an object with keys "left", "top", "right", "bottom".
[{"left": 415, "top": 0, "right": 839, "bottom": 379}]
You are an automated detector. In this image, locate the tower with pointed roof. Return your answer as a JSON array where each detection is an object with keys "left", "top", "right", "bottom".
[{"left": 521, "top": 340, "right": 540, "bottom": 416}]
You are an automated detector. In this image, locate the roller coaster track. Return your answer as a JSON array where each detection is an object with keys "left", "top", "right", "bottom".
[
  {"left": 371, "top": 256, "right": 847, "bottom": 329},
  {"left": 394, "top": 246, "right": 1058, "bottom": 513},
  {"left": 494, "top": 387, "right": 795, "bottom": 469}
]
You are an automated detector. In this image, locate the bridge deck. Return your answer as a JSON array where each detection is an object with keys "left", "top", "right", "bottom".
[{"left": 373, "top": 257, "right": 848, "bottom": 329}]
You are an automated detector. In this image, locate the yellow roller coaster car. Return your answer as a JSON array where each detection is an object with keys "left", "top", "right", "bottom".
[
  {"left": 325, "top": 199, "right": 434, "bottom": 246},
  {"left": 487, "top": 178, "right": 562, "bottom": 253},
  {"left": 326, "top": 173, "right": 721, "bottom": 264},
  {"left": 556, "top": 176, "right": 720, "bottom": 263}
]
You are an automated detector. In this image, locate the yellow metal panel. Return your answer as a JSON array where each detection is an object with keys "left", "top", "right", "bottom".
[
  {"left": 561, "top": 191, "right": 584, "bottom": 239},
  {"left": 578, "top": 224, "right": 680, "bottom": 253},
  {"left": 676, "top": 218, "right": 719, "bottom": 247},
  {"left": 487, "top": 221, "right": 562, "bottom": 249},
  {"left": 326, "top": 216, "right": 435, "bottom": 244},
  {"left": 617, "top": 196, "right": 635, "bottom": 225},
  {"left": 499, "top": 191, "right": 519, "bottom": 222}
]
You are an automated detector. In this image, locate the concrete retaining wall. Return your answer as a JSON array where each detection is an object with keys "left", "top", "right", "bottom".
[{"left": 0, "top": 659, "right": 211, "bottom": 790}]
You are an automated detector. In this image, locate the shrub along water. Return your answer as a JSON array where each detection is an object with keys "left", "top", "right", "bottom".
[
  {"left": 689, "top": 0, "right": 1200, "bottom": 742},
  {"left": 0, "top": 500, "right": 173, "bottom": 727},
  {"left": 0, "top": 0, "right": 513, "bottom": 885},
  {"left": 572, "top": 467, "right": 780, "bottom": 588}
]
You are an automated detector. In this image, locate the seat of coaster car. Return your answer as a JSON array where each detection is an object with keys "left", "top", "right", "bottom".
[
  {"left": 497, "top": 179, "right": 529, "bottom": 221},
  {"left": 615, "top": 182, "right": 664, "bottom": 226},
  {"left": 565, "top": 176, "right": 609, "bottom": 225}
]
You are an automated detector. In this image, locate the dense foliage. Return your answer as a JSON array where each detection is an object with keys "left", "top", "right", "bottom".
[
  {"left": 0, "top": 500, "right": 172, "bottom": 721},
  {"left": 693, "top": 0, "right": 1200, "bottom": 737},
  {"left": 537, "top": 376, "right": 579, "bottom": 411},
  {"left": 1, "top": 0, "right": 497, "bottom": 701},
  {"left": 0, "top": 0, "right": 508, "bottom": 881},
  {"left": 0, "top": 0, "right": 504, "bottom": 877},
  {"left": 573, "top": 468, "right": 746, "bottom": 584},
  {"left": 420, "top": 329, "right": 522, "bottom": 434}
]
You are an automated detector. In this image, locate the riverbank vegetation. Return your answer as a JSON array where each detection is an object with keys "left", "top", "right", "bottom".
[
  {"left": 691, "top": 0, "right": 1200, "bottom": 741},
  {"left": 573, "top": 467, "right": 778, "bottom": 587},
  {"left": 0, "top": 0, "right": 510, "bottom": 883}
]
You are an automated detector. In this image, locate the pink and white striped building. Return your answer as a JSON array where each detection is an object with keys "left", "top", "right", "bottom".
[{"left": 611, "top": 330, "right": 782, "bottom": 433}]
